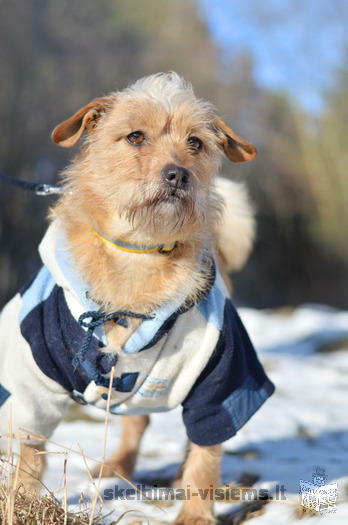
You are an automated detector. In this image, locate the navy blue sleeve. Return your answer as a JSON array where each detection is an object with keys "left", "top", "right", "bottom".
[{"left": 182, "top": 300, "right": 275, "bottom": 446}]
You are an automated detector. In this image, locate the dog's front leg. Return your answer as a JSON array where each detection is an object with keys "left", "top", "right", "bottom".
[
  {"left": 18, "top": 442, "right": 46, "bottom": 492},
  {"left": 95, "top": 414, "right": 150, "bottom": 479},
  {"left": 175, "top": 442, "right": 221, "bottom": 525}
]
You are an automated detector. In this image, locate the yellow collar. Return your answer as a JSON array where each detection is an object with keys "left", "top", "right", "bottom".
[{"left": 88, "top": 224, "right": 177, "bottom": 254}]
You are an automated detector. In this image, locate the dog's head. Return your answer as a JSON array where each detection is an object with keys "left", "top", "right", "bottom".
[{"left": 52, "top": 72, "right": 256, "bottom": 241}]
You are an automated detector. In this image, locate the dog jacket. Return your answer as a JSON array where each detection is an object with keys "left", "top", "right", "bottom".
[{"left": 0, "top": 220, "right": 274, "bottom": 446}]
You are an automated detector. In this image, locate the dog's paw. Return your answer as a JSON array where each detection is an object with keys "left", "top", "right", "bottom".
[
  {"left": 18, "top": 477, "right": 42, "bottom": 494},
  {"left": 174, "top": 514, "right": 216, "bottom": 525},
  {"left": 91, "top": 455, "right": 134, "bottom": 480}
]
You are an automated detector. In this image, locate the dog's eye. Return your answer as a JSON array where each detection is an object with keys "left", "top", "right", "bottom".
[
  {"left": 127, "top": 131, "right": 145, "bottom": 145},
  {"left": 188, "top": 136, "right": 203, "bottom": 152}
]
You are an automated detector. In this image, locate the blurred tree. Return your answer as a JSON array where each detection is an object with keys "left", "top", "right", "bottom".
[
  {"left": 295, "top": 57, "right": 348, "bottom": 257},
  {"left": 0, "top": 0, "right": 347, "bottom": 308},
  {"left": 232, "top": 60, "right": 348, "bottom": 307}
]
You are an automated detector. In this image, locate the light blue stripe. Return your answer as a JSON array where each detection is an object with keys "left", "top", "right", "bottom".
[
  {"left": 197, "top": 278, "right": 225, "bottom": 331},
  {"left": 122, "top": 296, "right": 185, "bottom": 354},
  {"left": 19, "top": 266, "right": 56, "bottom": 324},
  {"left": 55, "top": 230, "right": 106, "bottom": 344},
  {"left": 222, "top": 375, "right": 271, "bottom": 431},
  {"left": 136, "top": 377, "right": 171, "bottom": 398},
  {"left": 124, "top": 260, "right": 226, "bottom": 353},
  {"left": 109, "top": 404, "right": 170, "bottom": 415}
]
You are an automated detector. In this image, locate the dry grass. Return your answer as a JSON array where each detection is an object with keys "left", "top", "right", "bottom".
[
  {"left": 0, "top": 431, "right": 105, "bottom": 525},
  {"left": 0, "top": 371, "right": 118, "bottom": 525},
  {"left": 0, "top": 481, "right": 103, "bottom": 525}
]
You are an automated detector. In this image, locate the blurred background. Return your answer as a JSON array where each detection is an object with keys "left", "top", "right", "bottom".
[{"left": 0, "top": 0, "right": 347, "bottom": 309}]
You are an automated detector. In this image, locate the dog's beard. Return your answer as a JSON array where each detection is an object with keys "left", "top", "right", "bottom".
[{"left": 120, "top": 185, "right": 203, "bottom": 236}]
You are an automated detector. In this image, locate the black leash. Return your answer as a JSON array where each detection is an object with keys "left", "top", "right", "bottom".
[{"left": 0, "top": 171, "right": 65, "bottom": 196}]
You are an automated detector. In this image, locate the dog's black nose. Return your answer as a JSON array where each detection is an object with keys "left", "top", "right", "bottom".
[{"left": 161, "top": 164, "right": 190, "bottom": 189}]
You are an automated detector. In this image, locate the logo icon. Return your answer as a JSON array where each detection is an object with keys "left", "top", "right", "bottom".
[{"left": 299, "top": 467, "right": 338, "bottom": 514}]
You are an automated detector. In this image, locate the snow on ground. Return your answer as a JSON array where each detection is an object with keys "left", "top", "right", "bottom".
[{"left": 44, "top": 305, "right": 348, "bottom": 524}]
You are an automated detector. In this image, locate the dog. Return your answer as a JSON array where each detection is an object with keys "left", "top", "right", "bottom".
[{"left": 0, "top": 72, "right": 274, "bottom": 524}]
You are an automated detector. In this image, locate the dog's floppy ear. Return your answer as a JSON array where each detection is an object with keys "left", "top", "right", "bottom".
[
  {"left": 212, "top": 115, "right": 257, "bottom": 163},
  {"left": 51, "top": 97, "right": 110, "bottom": 147}
]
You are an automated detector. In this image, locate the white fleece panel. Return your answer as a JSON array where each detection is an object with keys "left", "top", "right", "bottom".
[{"left": 0, "top": 294, "right": 70, "bottom": 442}]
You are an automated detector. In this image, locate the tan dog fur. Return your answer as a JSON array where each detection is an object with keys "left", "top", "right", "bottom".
[{"left": 20, "top": 73, "right": 256, "bottom": 524}]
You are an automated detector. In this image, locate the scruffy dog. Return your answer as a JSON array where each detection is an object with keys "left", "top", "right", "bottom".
[{"left": 0, "top": 73, "right": 274, "bottom": 524}]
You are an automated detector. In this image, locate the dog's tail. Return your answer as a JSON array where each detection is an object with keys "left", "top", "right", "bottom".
[{"left": 214, "top": 176, "right": 255, "bottom": 272}]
